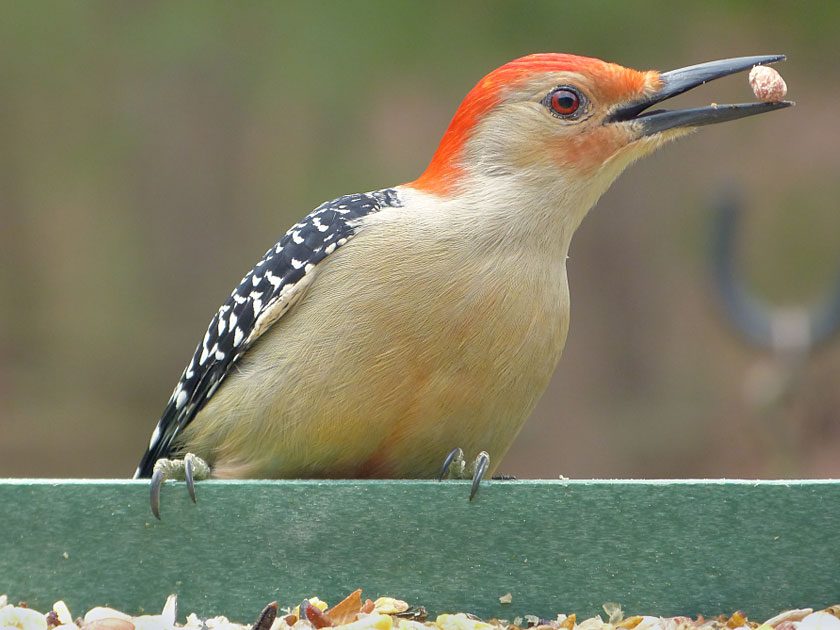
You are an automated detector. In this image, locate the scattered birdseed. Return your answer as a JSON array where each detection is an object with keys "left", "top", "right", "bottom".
[
  {"left": 749, "top": 65, "right": 787, "bottom": 102},
  {"left": 372, "top": 599, "right": 409, "bottom": 616},
  {"left": 2, "top": 593, "right": 840, "bottom": 630},
  {"left": 250, "top": 602, "right": 277, "bottom": 630},
  {"left": 763, "top": 608, "right": 813, "bottom": 627}
]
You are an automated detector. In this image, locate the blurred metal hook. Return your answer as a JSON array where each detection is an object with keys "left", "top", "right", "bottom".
[{"left": 711, "top": 186, "right": 840, "bottom": 356}]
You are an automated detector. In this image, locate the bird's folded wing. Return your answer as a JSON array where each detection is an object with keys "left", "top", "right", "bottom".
[{"left": 134, "top": 188, "right": 403, "bottom": 478}]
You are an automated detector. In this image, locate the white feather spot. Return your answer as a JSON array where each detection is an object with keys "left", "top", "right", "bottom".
[
  {"left": 291, "top": 230, "right": 304, "bottom": 244},
  {"left": 175, "top": 390, "right": 188, "bottom": 409},
  {"left": 266, "top": 271, "right": 282, "bottom": 288},
  {"left": 233, "top": 327, "right": 244, "bottom": 346},
  {"left": 217, "top": 318, "right": 226, "bottom": 335},
  {"left": 325, "top": 242, "right": 337, "bottom": 254},
  {"left": 215, "top": 349, "right": 225, "bottom": 360},
  {"left": 251, "top": 274, "right": 262, "bottom": 287},
  {"left": 229, "top": 312, "right": 238, "bottom": 328},
  {"left": 149, "top": 425, "right": 162, "bottom": 448},
  {"left": 252, "top": 296, "right": 263, "bottom": 316},
  {"left": 305, "top": 263, "right": 314, "bottom": 273},
  {"left": 291, "top": 258, "right": 305, "bottom": 269}
]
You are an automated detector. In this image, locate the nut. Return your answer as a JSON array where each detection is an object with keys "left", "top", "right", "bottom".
[{"left": 749, "top": 65, "right": 787, "bottom": 102}]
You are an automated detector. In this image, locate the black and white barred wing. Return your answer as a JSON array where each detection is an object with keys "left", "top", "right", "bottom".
[{"left": 134, "top": 189, "right": 402, "bottom": 478}]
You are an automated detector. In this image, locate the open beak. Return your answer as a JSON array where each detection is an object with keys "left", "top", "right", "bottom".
[{"left": 609, "top": 54, "right": 794, "bottom": 136}]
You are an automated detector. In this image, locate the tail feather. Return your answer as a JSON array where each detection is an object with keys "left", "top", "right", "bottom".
[{"left": 134, "top": 400, "right": 180, "bottom": 478}]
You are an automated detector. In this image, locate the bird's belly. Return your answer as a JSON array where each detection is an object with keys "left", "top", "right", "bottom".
[{"left": 179, "top": 234, "right": 570, "bottom": 479}]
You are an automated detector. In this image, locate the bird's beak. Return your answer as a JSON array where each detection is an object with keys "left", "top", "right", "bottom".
[{"left": 609, "top": 55, "right": 794, "bottom": 136}]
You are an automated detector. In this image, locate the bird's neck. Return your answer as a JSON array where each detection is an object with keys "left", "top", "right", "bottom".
[{"left": 401, "top": 169, "right": 609, "bottom": 261}]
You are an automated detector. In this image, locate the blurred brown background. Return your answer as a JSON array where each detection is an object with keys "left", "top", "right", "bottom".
[{"left": 1, "top": 1, "right": 838, "bottom": 479}]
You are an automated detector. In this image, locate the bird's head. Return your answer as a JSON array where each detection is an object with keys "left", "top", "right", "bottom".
[{"left": 411, "top": 53, "right": 791, "bottom": 207}]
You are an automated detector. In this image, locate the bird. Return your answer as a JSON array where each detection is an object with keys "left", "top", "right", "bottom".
[{"left": 135, "top": 53, "right": 792, "bottom": 518}]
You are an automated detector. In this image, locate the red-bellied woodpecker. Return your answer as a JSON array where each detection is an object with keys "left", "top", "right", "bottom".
[{"left": 136, "top": 53, "right": 792, "bottom": 517}]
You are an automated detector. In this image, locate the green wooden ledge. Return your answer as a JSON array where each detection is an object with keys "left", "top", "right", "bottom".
[{"left": 1, "top": 479, "right": 838, "bottom": 623}]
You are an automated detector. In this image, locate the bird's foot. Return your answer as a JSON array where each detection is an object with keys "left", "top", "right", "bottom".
[
  {"left": 437, "top": 447, "right": 467, "bottom": 481},
  {"left": 149, "top": 452, "right": 210, "bottom": 519},
  {"left": 438, "top": 447, "right": 490, "bottom": 501}
]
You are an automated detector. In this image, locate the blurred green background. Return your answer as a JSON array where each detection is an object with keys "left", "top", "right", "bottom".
[{"left": 1, "top": 1, "right": 838, "bottom": 479}]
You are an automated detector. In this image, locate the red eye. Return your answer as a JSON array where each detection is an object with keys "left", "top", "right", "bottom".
[{"left": 549, "top": 88, "right": 581, "bottom": 117}]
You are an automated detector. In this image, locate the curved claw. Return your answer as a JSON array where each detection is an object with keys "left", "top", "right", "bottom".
[
  {"left": 147, "top": 454, "right": 209, "bottom": 518},
  {"left": 150, "top": 466, "right": 165, "bottom": 520},
  {"left": 438, "top": 447, "right": 464, "bottom": 481},
  {"left": 469, "top": 451, "right": 490, "bottom": 501},
  {"left": 185, "top": 455, "right": 196, "bottom": 504}
]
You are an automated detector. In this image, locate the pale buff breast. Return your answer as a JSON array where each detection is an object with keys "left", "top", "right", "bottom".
[{"left": 178, "top": 209, "right": 571, "bottom": 479}]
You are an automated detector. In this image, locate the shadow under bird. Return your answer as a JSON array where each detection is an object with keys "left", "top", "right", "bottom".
[{"left": 135, "top": 53, "right": 793, "bottom": 518}]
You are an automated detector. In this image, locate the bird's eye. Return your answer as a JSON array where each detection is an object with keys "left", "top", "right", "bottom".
[{"left": 546, "top": 86, "right": 584, "bottom": 118}]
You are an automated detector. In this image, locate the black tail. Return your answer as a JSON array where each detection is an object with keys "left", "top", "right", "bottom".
[{"left": 133, "top": 400, "right": 180, "bottom": 478}]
